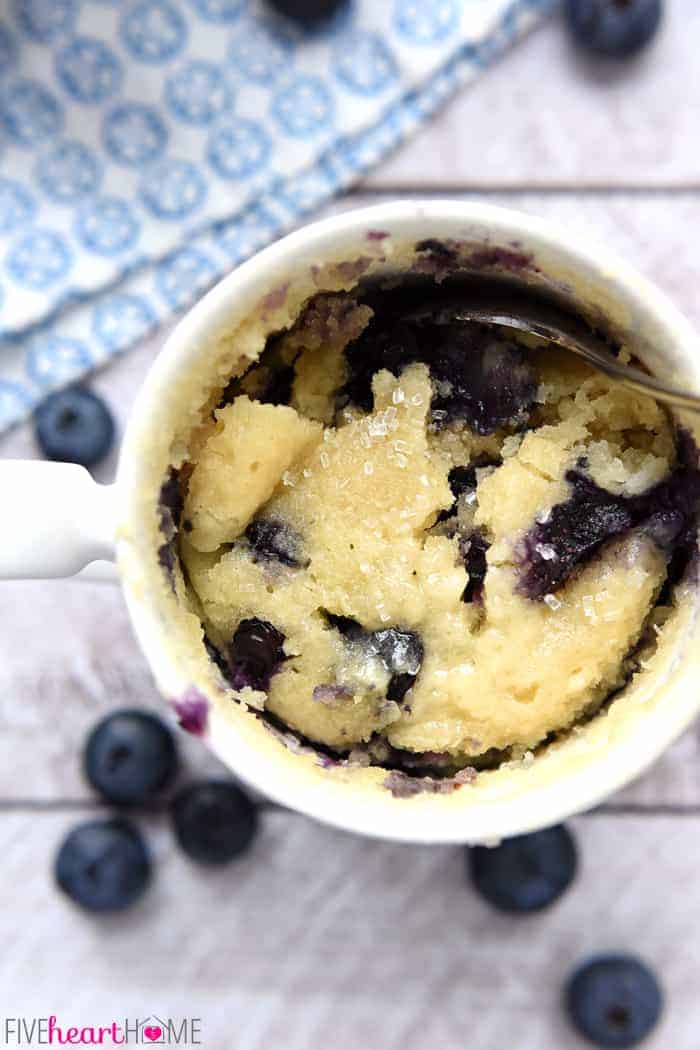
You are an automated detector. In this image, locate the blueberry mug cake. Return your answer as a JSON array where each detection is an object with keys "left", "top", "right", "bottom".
[{"left": 151, "top": 251, "right": 700, "bottom": 799}]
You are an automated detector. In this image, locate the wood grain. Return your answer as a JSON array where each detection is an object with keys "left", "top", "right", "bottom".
[
  {"left": 1, "top": 811, "right": 698, "bottom": 1048},
  {"left": 366, "top": 1, "right": 700, "bottom": 189}
]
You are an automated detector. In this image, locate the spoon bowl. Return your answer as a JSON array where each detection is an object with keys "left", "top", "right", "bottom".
[{"left": 410, "top": 284, "right": 700, "bottom": 414}]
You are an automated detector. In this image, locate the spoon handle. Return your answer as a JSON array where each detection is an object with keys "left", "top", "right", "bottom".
[{"left": 456, "top": 304, "right": 700, "bottom": 415}]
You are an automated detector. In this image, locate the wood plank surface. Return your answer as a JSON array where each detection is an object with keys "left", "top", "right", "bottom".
[
  {"left": 2, "top": 9, "right": 700, "bottom": 1047},
  {"left": 1, "top": 811, "right": 698, "bottom": 1048},
  {"left": 367, "top": 1, "right": 700, "bottom": 189}
]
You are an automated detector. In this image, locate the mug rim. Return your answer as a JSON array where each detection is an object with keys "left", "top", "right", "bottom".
[{"left": 116, "top": 200, "right": 700, "bottom": 843}]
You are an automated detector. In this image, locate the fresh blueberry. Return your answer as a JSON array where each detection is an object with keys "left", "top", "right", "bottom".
[
  {"left": 266, "top": 0, "right": 348, "bottom": 26},
  {"left": 468, "top": 824, "right": 577, "bottom": 913},
  {"left": 55, "top": 818, "right": 151, "bottom": 913},
  {"left": 566, "top": 955, "right": 663, "bottom": 1047},
  {"left": 84, "top": 709, "right": 178, "bottom": 805},
  {"left": 564, "top": 0, "right": 663, "bottom": 58},
  {"left": 171, "top": 780, "right": 258, "bottom": 864},
  {"left": 245, "top": 518, "right": 303, "bottom": 567},
  {"left": 227, "top": 617, "right": 287, "bottom": 692},
  {"left": 34, "top": 387, "right": 115, "bottom": 468}
]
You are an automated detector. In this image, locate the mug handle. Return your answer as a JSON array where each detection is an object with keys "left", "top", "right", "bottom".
[{"left": 0, "top": 461, "right": 117, "bottom": 581}]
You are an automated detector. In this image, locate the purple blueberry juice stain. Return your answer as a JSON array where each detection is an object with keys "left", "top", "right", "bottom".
[
  {"left": 258, "top": 710, "right": 343, "bottom": 768},
  {"left": 518, "top": 455, "right": 700, "bottom": 600},
  {"left": 374, "top": 740, "right": 484, "bottom": 775},
  {"left": 312, "top": 683, "right": 354, "bottom": 706},
  {"left": 415, "top": 238, "right": 460, "bottom": 259},
  {"left": 158, "top": 467, "right": 184, "bottom": 529},
  {"left": 413, "top": 238, "right": 462, "bottom": 282},
  {"left": 518, "top": 473, "right": 638, "bottom": 599},
  {"left": 332, "top": 256, "right": 372, "bottom": 284},
  {"left": 172, "top": 688, "right": 209, "bottom": 736},
  {"left": 226, "top": 618, "right": 287, "bottom": 693},
  {"left": 158, "top": 541, "right": 177, "bottom": 577},
  {"left": 259, "top": 282, "right": 290, "bottom": 318},
  {"left": 425, "top": 327, "right": 537, "bottom": 434},
  {"left": 307, "top": 294, "right": 366, "bottom": 343},
  {"left": 436, "top": 459, "right": 501, "bottom": 524},
  {"left": 340, "top": 313, "right": 536, "bottom": 434},
  {"left": 413, "top": 238, "right": 533, "bottom": 281},
  {"left": 258, "top": 710, "right": 475, "bottom": 789},
  {"left": 388, "top": 748, "right": 456, "bottom": 771},
  {"left": 244, "top": 517, "right": 305, "bottom": 568},
  {"left": 339, "top": 320, "right": 421, "bottom": 412},
  {"left": 383, "top": 767, "right": 476, "bottom": 799},
  {"left": 366, "top": 230, "right": 389, "bottom": 241},
  {"left": 459, "top": 529, "right": 490, "bottom": 603},
  {"left": 157, "top": 467, "right": 184, "bottom": 580},
  {"left": 465, "top": 246, "right": 534, "bottom": 273}
]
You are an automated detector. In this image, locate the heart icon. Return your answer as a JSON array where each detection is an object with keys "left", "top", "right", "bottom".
[{"left": 143, "top": 1027, "right": 162, "bottom": 1042}]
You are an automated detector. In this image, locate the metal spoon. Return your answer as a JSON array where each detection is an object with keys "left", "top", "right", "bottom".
[{"left": 408, "top": 285, "right": 700, "bottom": 414}]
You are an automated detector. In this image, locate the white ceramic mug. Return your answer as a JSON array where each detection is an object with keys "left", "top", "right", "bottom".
[{"left": 2, "top": 201, "right": 700, "bottom": 844}]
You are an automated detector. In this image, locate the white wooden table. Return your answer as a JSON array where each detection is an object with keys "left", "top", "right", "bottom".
[{"left": 2, "top": 5, "right": 700, "bottom": 1047}]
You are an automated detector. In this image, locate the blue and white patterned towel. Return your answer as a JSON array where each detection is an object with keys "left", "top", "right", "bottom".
[{"left": 0, "top": 0, "right": 553, "bottom": 432}]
